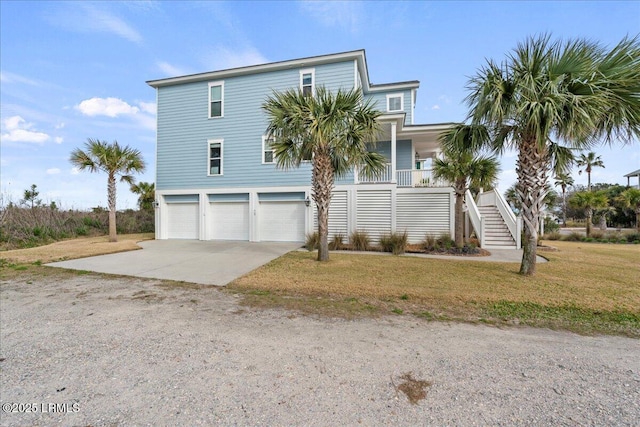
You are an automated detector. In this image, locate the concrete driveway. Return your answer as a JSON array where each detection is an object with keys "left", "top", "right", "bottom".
[{"left": 48, "top": 240, "right": 302, "bottom": 286}]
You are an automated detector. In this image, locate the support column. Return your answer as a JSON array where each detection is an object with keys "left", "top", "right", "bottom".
[{"left": 391, "top": 122, "right": 397, "bottom": 183}]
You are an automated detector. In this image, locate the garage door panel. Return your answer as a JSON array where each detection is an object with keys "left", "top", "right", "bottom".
[
  {"left": 260, "top": 202, "right": 305, "bottom": 242},
  {"left": 211, "top": 202, "right": 249, "bottom": 240},
  {"left": 167, "top": 203, "right": 199, "bottom": 239}
]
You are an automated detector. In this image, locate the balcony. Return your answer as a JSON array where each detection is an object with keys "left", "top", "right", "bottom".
[{"left": 357, "top": 164, "right": 449, "bottom": 187}]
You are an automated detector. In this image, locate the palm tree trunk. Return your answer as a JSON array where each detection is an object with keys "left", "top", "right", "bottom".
[
  {"left": 562, "top": 187, "right": 567, "bottom": 227},
  {"left": 312, "top": 151, "right": 334, "bottom": 261},
  {"left": 107, "top": 172, "right": 118, "bottom": 242},
  {"left": 586, "top": 208, "right": 593, "bottom": 237},
  {"left": 516, "top": 138, "right": 548, "bottom": 276},
  {"left": 455, "top": 187, "right": 464, "bottom": 247}
]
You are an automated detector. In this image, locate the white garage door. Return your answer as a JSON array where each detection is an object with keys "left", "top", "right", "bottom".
[
  {"left": 260, "top": 201, "right": 306, "bottom": 242},
  {"left": 167, "top": 203, "right": 199, "bottom": 239},
  {"left": 211, "top": 202, "right": 250, "bottom": 240}
]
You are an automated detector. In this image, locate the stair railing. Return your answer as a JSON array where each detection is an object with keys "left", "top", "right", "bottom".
[
  {"left": 483, "top": 188, "right": 521, "bottom": 249},
  {"left": 465, "top": 189, "right": 484, "bottom": 248}
]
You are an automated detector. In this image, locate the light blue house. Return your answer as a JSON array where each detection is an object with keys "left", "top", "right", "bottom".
[{"left": 147, "top": 49, "right": 518, "bottom": 248}]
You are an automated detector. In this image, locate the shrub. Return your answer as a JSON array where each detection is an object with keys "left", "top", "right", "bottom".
[
  {"left": 626, "top": 232, "right": 640, "bottom": 243},
  {"left": 350, "top": 230, "right": 371, "bottom": 251},
  {"left": 379, "top": 231, "right": 408, "bottom": 255},
  {"left": 305, "top": 232, "right": 319, "bottom": 251},
  {"left": 542, "top": 231, "right": 562, "bottom": 241},
  {"left": 543, "top": 217, "right": 560, "bottom": 233},
  {"left": 329, "top": 233, "right": 345, "bottom": 250},
  {"left": 561, "top": 232, "right": 584, "bottom": 242},
  {"left": 421, "top": 234, "right": 438, "bottom": 251},
  {"left": 436, "top": 233, "right": 455, "bottom": 250},
  {"left": 590, "top": 230, "right": 604, "bottom": 240}
]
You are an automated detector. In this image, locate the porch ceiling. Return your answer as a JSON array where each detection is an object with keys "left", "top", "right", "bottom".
[{"left": 377, "top": 115, "right": 456, "bottom": 157}]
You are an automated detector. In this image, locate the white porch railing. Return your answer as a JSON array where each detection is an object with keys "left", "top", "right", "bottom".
[
  {"left": 357, "top": 166, "right": 449, "bottom": 187},
  {"left": 358, "top": 163, "right": 393, "bottom": 183},
  {"left": 465, "top": 189, "right": 484, "bottom": 247}
]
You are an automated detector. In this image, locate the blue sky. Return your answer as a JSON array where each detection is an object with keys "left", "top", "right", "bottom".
[{"left": 1, "top": 1, "right": 639, "bottom": 210}]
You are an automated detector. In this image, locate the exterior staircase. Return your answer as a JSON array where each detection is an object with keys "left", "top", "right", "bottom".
[{"left": 477, "top": 205, "right": 517, "bottom": 249}]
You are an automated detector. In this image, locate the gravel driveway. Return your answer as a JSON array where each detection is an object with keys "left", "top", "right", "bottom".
[{"left": 1, "top": 273, "right": 639, "bottom": 426}]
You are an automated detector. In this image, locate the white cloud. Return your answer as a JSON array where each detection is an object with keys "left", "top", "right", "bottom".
[
  {"left": 438, "top": 95, "right": 452, "bottom": 104},
  {"left": 300, "top": 0, "right": 362, "bottom": 32},
  {"left": 55, "top": 136, "right": 64, "bottom": 144},
  {"left": 431, "top": 105, "right": 440, "bottom": 110},
  {"left": 49, "top": 3, "right": 143, "bottom": 44},
  {"left": 55, "top": 122, "right": 65, "bottom": 129},
  {"left": 0, "top": 71, "right": 40, "bottom": 86},
  {"left": 76, "top": 97, "right": 140, "bottom": 117},
  {"left": 138, "top": 102, "right": 157, "bottom": 115},
  {"left": 71, "top": 167, "right": 80, "bottom": 175},
  {"left": 46, "top": 168, "right": 61, "bottom": 175},
  {"left": 157, "top": 61, "right": 188, "bottom": 77},
  {"left": 0, "top": 115, "right": 50, "bottom": 144},
  {"left": 204, "top": 45, "right": 268, "bottom": 71}
]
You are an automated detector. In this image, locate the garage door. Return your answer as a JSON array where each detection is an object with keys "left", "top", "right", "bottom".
[
  {"left": 210, "top": 202, "right": 249, "bottom": 240},
  {"left": 167, "top": 203, "right": 199, "bottom": 239},
  {"left": 260, "top": 201, "right": 306, "bottom": 242}
]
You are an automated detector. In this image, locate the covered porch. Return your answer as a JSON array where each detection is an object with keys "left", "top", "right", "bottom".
[{"left": 356, "top": 115, "right": 455, "bottom": 187}]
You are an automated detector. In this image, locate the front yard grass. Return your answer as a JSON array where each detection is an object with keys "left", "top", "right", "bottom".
[{"left": 228, "top": 241, "right": 640, "bottom": 337}]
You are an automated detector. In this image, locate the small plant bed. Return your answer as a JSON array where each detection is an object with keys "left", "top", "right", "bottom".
[{"left": 305, "top": 231, "right": 489, "bottom": 257}]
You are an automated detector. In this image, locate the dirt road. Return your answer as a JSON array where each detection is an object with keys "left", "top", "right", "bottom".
[{"left": 1, "top": 273, "right": 638, "bottom": 426}]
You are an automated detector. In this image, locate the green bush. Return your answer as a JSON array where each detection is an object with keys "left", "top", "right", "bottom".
[
  {"left": 421, "top": 234, "right": 438, "bottom": 251},
  {"left": 542, "top": 231, "right": 562, "bottom": 241},
  {"left": 543, "top": 217, "right": 560, "bottom": 233},
  {"left": 436, "top": 233, "right": 455, "bottom": 250},
  {"left": 626, "top": 232, "right": 640, "bottom": 243},
  {"left": 379, "top": 231, "right": 408, "bottom": 255},
  {"left": 350, "top": 230, "right": 371, "bottom": 251}
]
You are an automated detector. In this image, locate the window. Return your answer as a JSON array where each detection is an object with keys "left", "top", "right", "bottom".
[
  {"left": 263, "top": 135, "right": 275, "bottom": 164},
  {"left": 209, "top": 81, "right": 224, "bottom": 118},
  {"left": 300, "top": 69, "right": 315, "bottom": 96},
  {"left": 208, "top": 139, "right": 223, "bottom": 175},
  {"left": 386, "top": 93, "right": 404, "bottom": 112}
]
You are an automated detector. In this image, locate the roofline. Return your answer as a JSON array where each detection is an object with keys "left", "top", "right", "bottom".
[
  {"left": 623, "top": 169, "right": 640, "bottom": 177},
  {"left": 146, "top": 49, "right": 418, "bottom": 92}
]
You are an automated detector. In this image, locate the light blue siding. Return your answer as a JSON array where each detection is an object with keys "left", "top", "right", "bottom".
[
  {"left": 208, "top": 193, "right": 250, "bottom": 202},
  {"left": 157, "top": 61, "right": 356, "bottom": 191},
  {"left": 370, "top": 139, "right": 412, "bottom": 169},
  {"left": 365, "top": 89, "right": 413, "bottom": 124}
]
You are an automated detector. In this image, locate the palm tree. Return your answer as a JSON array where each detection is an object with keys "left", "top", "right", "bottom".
[
  {"left": 570, "top": 190, "right": 609, "bottom": 237},
  {"left": 433, "top": 124, "right": 500, "bottom": 247},
  {"left": 576, "top": 152, "right": 605, "bottom": 191},
  {"left": 70, "top": 139, "right": 146, "bottom": 242},
  {"left": 554, "top": 172, "right": 574, "bottom": 226},
  {"left": 617, "top": 188, "right": 640, "bottom": 231},
  {"left": 130, "top": 182, "right": 156, "bottom": 211},
  {"left": 262, "top": 86, "right": 386, "bottom": 261},
  {"left": 466, "top": 35, "right": 640, "bottom": 275}
]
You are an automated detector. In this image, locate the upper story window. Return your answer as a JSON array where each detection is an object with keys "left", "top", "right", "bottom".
[
  {"left": 386, "top": 93, "right": 404, "bottom": 112},
  {"left": 208, "top": 139, "right": 223, "bottom": 175},
  {"left": 262, "top": 135, "right": 275, "bottom": 164},
  {"left": 300, "top": 69, "right": 315, "bottom": 96},
  {"left": 209, "top": 81, "right": 224, "bottom": 118}
]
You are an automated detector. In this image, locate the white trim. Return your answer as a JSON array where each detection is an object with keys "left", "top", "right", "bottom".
[
  {"left": 390, "top": 122, "right": 397, "bottom": 184},
  {"left": 386, "top": 93, "right": 404, "bottom": 112},
  {"left": 207, "top": 139, "right": 224, "bottom": 176},
  {"left": 410, "top": 89, "right": 416, "bottom": 125},
  {"left": 300, "top": 68, "right": 315, "bottom": 96},
  {"left": 208, "top": 81, "right": 224, "bottom": 118},
  {"left": 354, "top": 59, "right": 360, "bottom": 89},
  {"left": 262, "top": 135, "right": 275, "bottom": 164}
]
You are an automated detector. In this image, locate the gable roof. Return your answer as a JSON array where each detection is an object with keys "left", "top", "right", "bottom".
[{"left": 146, "top": 49, "right": 419, "bottom": 93}]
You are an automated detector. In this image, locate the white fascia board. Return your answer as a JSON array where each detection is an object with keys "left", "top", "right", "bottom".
[{"left": 148, "top": 50, "right": 367, "bottom": 88}]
